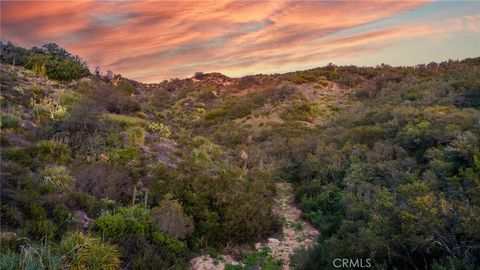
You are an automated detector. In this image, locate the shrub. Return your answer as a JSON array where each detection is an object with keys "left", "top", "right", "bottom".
[
  {"left": 151, "top": 231, "right": 187, "bottom": 253},
  {"left": 147, "top": 122, "right": 171, "bottom": 138},
  {"left": 72, "top": 163, "right": 134, "bottom": 201},
  {"left": 40, "top": 166, "right": 74, "bottom": 192},
  {"left": 92, "top": 207, "right": 150, "bottom": 240},
  {"left": 0, "top": 112, "right": 20, "bottom": 129},
  {"left": 280, "top": 101, "right": 316, "bottom": 121},
  {"left": 92, "top": 214, "right": 128, "bottom": 239},
  {"left": 116, "top": 80, "right": 135, "bottom": 95},
  {"left": 289, "top": 71, "right": 319, "bottom": 84},
  {"left": 106, "top": 146, "right": 143, "bottom": 177},
  {"left": 150, "top": 196, "right": 194, "bottom": 239},
  {"left": 34, "top": 140, "right": 71, "bottom": 164}
]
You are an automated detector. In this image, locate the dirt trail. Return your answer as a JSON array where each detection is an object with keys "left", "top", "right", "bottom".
[
  {"left": 260, "top": 182, "right": 319, "bottom": 269},
  {"left": 190, "top": 182, "right": 319, "bottom": 270}
]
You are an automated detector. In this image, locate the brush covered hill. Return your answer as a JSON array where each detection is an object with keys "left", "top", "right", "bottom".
[{"left": 1, "top": 42, "right": 479, "bottom": 269}]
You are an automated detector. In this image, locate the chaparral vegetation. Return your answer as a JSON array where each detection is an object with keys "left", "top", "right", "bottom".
[{"left": 1, "top": 41, "right": 479, "bottom": 269}]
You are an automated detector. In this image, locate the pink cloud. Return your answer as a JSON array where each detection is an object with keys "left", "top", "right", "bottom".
[{"left": 4, "top": 0, "right": 475, "bottom": 83}]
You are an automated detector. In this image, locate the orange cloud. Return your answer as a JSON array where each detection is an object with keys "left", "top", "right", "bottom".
[{"left": 2, "top": 0, "right": 477, "bottom": 82}]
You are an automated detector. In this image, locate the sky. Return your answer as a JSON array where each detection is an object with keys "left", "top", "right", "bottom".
[{"left": 1, "top": 1, "right": 479, "bottom": 83}]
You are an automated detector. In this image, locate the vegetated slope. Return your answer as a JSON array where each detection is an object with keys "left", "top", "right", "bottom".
[{"left": 1, "top": 41, "right": 479, "bottom": 270}]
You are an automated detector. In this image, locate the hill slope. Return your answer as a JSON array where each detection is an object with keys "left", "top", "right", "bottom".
[{"left": 1, "top": 43, "right": 480, "bottom": 269}]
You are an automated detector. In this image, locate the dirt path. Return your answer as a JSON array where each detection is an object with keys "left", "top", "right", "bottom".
[
  {"left": 190, "top": 182, "right": 319, "bottom": 270},
  {"left": 260, "top": 182, "right": 319, "bottom": 269}
]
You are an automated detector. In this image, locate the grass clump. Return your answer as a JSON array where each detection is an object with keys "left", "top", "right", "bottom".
[
  {"left": 34, "top": 140, "right": 71, "bottom": 164},
  {"left": 1, "top": 112, "right": 20, "bottom": 129},
  {"left": 40, "top": 165, "right": 74, "bottom": 192},
  {"left": 124, "top": 126, "right": 145, "bottom": 145},
  {"left": 59, "top": 232, "right": 121, "bottom": 269},
  {"left": 104, "top": 113, "right": 148, "bottom": 127}
]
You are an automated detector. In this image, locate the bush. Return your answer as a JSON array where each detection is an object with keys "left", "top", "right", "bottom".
[
  {"left": 147, "top": 122, "right": 171, "bottom": 138},
  {"left": 116, "top": 80, "right": 135, "bottom": 95},
  {"left": 1, "top": 42, "right": 90, "bottom": 81},
  {"left": 280, "top": 102, "right": 315, "bottom": 121},
  {"left": 106, "top": 146, "right": 143, "bottom": 177},
  {"left": 40, "top": 166, "right": 74, "bottom": 192},
  {"left": 34, "top": 140, "right": 71, "bottom": 164},
  {"left": 289, "top": 71, "right": 318, "bottom": 84},
  {"left": 150, "top": 196, "right": 194, "bottom": 239},
  {"left": 0, "top": 112, "right": 20, "bottom": 129},
  {"left": 72, "top": 163, "right": 134, "bottom": 201}
]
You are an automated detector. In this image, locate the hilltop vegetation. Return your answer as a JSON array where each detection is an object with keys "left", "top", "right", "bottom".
[{"left": 1, "top": 42, "right": 479, "bottom": 269}]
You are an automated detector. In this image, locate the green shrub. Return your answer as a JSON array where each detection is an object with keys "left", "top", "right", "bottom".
[
  {"left": 92, "top": 207, "right": 150, "bottom": 240},
  {"left": 147, "top": 122, "right": 171, "bottom": 138},
  {"left": 151, "top": 231, "right": 187, "bottom": 254},
  {"left": 0, "top": 112, "right": 20, "bottom": 129},
  {"left": 92, "top": 214, "right": 127, "bottom": 239},
  {"left": 34, "top": 140, "right": 71, "bottom": 164},
  {"left": 106, "top": 146, "right": 142, "bottom": 177},
  {"left": 289, "top": 72, "right": 318, "bottom": 84},
  {"left": 40, "top": 166, "right": 74, "bottom": 192},
  {"left": 116, "top": 80, "right": 135, "bottom": 95},
  {"left": 280, "top": 102, "right": 315, "bottom": 121}
]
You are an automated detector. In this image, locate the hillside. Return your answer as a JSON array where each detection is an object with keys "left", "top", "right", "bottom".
[{"left": 1, "top": 43, "right": 480, "bottom": 270}]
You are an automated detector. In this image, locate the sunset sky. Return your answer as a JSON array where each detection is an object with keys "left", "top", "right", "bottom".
[{"left": 1, "top": 1, "right": 479, "bottom": 83}]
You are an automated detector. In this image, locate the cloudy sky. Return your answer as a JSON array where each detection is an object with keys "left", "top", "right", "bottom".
[{"left": 1, "top": 1, "right": 479, "bottom": 83}]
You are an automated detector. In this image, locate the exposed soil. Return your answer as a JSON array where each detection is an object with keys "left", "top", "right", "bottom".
[{"left": 259, "top": 182, "right": 319, "bottom": 270}]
